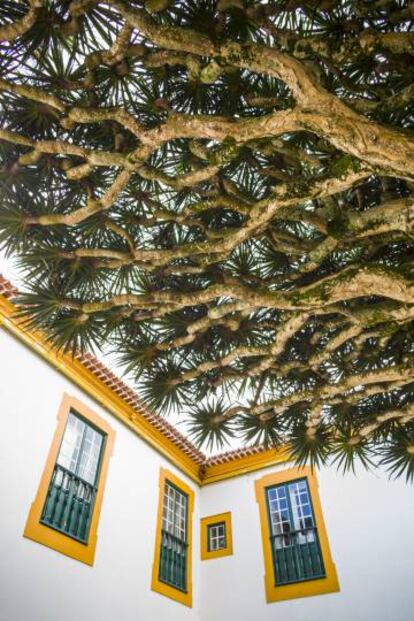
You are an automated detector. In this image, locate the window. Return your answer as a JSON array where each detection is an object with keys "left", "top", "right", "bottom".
[
  {"left": 40, "top": 412, "right": 105, "bottom": 543},
  {"left": 151, "top": 468, "right": 194, "bottom": 607},
  {"left": 23, "top": 394, "right": 115, "bottom": 565},
  {"left": 255, "top": 467, "right": 339, "bottom": 603},
  {"left": 208, "top": 522, "right": 226, "bottom": 551},
  {"left": 200, "top": 512, "right": 233, "bottom": 560},
  {"left": 160, "top": 481, "right": 188, "bottom": 591},
  {"left": 266, "top": 479, "right": 324, "bottom": 585}
]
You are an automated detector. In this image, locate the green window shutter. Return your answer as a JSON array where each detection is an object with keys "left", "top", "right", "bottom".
[
  {"left": 40, "top": 411, "right": 105, "bottom": 544},
  {"left": 266, "top": 478, "right": 326, "bottom": 586},
  {"left": 159, "top": 481, "right": 188, "bottom": 592}
]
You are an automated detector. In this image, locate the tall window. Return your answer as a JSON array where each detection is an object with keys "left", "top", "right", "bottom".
[
  {"left": 151, "top": 469, "right": 194, "bottom": 607},
  {"left": 159, "top": 481, "right": 189, "bottom": 591},
  {"left": 41, "top": 411, "right": 105, "bottom": 543},
  {"left": 255, "top": 467, "right": 339, "bottom": 603},
  {"left": 23, "top": 394, "right": 114, "bottom": 566},
  {"left": 266, "top": 478, "right": 325, "bottom": 585}
]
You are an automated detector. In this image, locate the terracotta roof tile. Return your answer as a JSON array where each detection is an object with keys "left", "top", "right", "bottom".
[
  {"left": 204, "top": 444, "right": 271, "bottom": 466},
  {"left": 0, "top": 275, "right": 19, "bottom": 299}
]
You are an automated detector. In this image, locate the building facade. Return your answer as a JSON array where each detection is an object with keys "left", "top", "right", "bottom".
[{"left": 1, "top": 278, "right": 413, "bottom": 621}]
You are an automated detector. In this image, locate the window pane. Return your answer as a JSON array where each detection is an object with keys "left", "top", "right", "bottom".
[
  {"left": 267, "top": 484, "right": 291, "bottom": 547},
  {"left": 208, "top": 522, "right": 227, "bottom": 551},
  {"left": 162, "top": 482, "right": 187, "bottom": 542},
  {"left": 288, "top": 481, "right": 315, "bottom": 536},
  {"left": 77, "top": 425, "right": 104, "bottom": 485},
  {"left": 57, "top": 413, "right": 85, "bottom": 473}
]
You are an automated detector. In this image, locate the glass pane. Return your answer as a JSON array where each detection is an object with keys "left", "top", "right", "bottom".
[
  {"left": 288, "top": 481, "right": 315, "bottom": 542},
  {"left": 208, "top": 522, "right": 226, "bottom": 551},
  {"left": 162, "top": 482, "right": 187, "bottom": 542},
  {"left": 267, "top": 484, "right": 291, "bottom": 547},
  {"left": 77, "top": 424, "right": 104, "bottom": 485},
  {"left": 56, "top": 413, "right": 85, "bottom": 474}
]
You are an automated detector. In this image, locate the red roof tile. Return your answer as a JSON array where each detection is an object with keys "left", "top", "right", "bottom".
[
  {"left": 204, "top": 444, "right": 271, "bottom": 466},
  {"left": 0, "top": 275, "right": 19, "bottom": 299}
]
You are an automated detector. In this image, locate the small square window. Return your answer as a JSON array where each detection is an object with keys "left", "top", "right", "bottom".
[
  {"left": 207, "top": 521, "right": 227, "bottom": 552},
  {"left": 201, "top": 512, "right": 233, "bottom": 560}
]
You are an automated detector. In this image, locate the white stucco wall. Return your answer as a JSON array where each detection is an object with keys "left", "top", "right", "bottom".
[
  {"left": 199, "top": 461, "right": 414, "bottom": 621},
  {"left": 0, "top": 328, "right": 200, "bottom": 621}
]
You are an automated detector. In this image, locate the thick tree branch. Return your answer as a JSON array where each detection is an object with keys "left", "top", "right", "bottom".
[
  {"left": 0, "top": 0, "right": 42, "bottom": 41},
  {"left": 108, "top": 2, "right": 414, "bottom": 179}
]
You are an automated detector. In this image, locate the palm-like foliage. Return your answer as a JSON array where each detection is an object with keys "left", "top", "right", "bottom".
[{"left": 1, "top": 0, "right": 414, "bottom": 476}]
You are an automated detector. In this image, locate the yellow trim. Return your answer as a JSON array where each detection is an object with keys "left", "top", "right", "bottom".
[
  {"left": 200, "top": 512, "right": 233, "bottom": 560},
  {"left": 23, "top": 393, "right": 115, "bottom": 566},
  {"left": 151, "top": 468, "right": 194, "bottom": 607},
  {"left": 0, "top": 294, "right": 201, "bottom": 484},
  {"left": 255, "top": 466, "right": 339, "bottom": 603},
  {"left": 201, "top": 447, "right": 289, "bottom": 485}
]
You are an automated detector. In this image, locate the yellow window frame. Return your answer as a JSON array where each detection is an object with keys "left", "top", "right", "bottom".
[
  {"left": 23, "top": 393, "right": 115, "bottom": 566},
  {"left": 200, "top": 512, "right": 233, "bottom": 560},
  {"left": 151, "top": 468, "right": 194, "bottom": 607},
  {"left": 255, "top": 466, "right": 339, "bottom": 603}
]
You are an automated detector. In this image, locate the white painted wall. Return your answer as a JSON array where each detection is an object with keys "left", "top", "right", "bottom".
[
  {"left": 0, "top": 328, "right": 200, "bottom": 621},
  {"left": 199, "top": 462, "right": 414, "bottom": 621}
]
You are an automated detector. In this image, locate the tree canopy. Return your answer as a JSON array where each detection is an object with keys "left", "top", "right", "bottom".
[{"left": 1, "top": 0, "right": 414, "bottom": 478}]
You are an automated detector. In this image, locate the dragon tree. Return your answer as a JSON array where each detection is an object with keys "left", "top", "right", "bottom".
[{"left": 1, "top": 0, "right": 414, "bottom": 478}]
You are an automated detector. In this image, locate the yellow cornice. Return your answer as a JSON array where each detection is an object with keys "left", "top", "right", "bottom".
[
  {"left": 201, "top": 447, "right": 289, "bottom": 485},
  {"left": 0, "top": 292, "right": 289, "bottom": 485}
]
